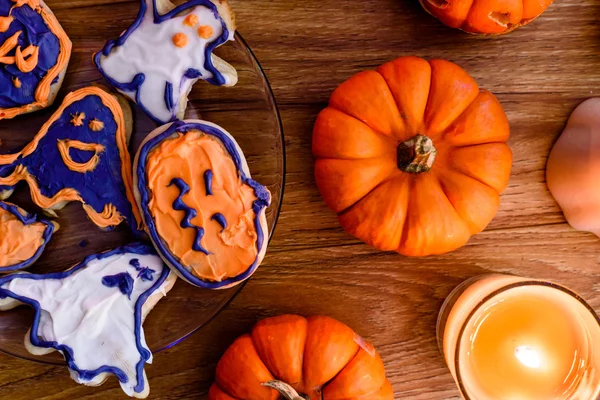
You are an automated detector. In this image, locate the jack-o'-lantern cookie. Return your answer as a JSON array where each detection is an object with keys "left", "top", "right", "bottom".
[
  {"left": 0, "top": 200, "right": 57, "bottom": 272},
  {"left": 94, "top": 0, "right": 237, "bottom": 124},
  {"left": 0, "top": 0, "right": 71, "bottom": 119},
  {"left": 134, "top": 120, "right": 271, "bottom": 289},
  {"left": 0, "top": 243, "right": 177, "bottom": 398},
  {"left": 0, "top": 86, "right": 143, "bottom": 233}
]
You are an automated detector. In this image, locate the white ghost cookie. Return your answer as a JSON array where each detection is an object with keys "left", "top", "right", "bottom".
[
  {"left": 0, "top": 243, "right": 177, "bottom": 398},
  {"left": 94, "top": 0, "right": 237, "bottom": 124}
]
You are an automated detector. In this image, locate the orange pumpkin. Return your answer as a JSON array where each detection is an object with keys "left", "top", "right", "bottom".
[
  {"left": 209, "top": 315, "right": 393, "bottom": 400},
  {"left": 420, "top": 0, "right": 554, "bottom": 35},
  {"left": 313, "top": 57, "right": 512, "bottom": 256}
]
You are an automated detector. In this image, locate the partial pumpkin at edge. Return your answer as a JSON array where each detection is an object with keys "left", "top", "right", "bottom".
[
  {"left": 419, "top": 0, "right": 555, "bottom": 35},
  {"left": 209, "top": 315, "right": 393, "bottom": 400}
]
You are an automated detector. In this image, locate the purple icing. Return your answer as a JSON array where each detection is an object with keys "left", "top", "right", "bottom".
[
  {"left": 184, "top": 68, "right": 202, "bottom": 79},
  {"left": 101, "top": 272, "right": 134, "bottom": 299},
  {"left": 93, "top": 0, "right": 232, "bottom": 124},
  {"left": 164, "top": 81, "right": 174, "bottom": 112},
  {"left": 203, "top": 169, "right": 213, "bottom": 196},
  {"left": 168, "top": 177, "right": 210, "bottom": 255},
  {"left": 0, "top": 0, "right": 61, "bottom": 109},
  {"left": 0, "top": 94, "right": 142, "bottom": 235},
  {"left": 210, "top": 212, "right": 226, "bottom": 231},
  {"left": 137, "top": 121, "right": 271, "bottom": 289},
  {"left": 129, "top": 258, "right": 155, "bottom": 282},
  {"left": 0, "top": 201, "right": 55, "bottom": 272},
  {"left": 0, "top": 243, "right": 169, "bottom": 394}
]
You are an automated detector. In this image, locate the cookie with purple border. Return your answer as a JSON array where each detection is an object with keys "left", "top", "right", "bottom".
[
  {"left": 0, "top": 200, "right": 57, "bottom": 273},
  {"left": 94, "top": 0, "right": 237, "bottom": 124},
  {"left": 0, "top": 0, "right": 71, "bottom": 120},
  {"left": 0, "top": 243, "right": 177, "bottom": 398},
  {"left": 133, "top": 120, "right": 271, "bottom": 289}
]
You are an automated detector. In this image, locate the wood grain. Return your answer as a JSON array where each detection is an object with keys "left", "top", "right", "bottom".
[{"left": 1, "top": 0, "right": 600, "bottom": 398}]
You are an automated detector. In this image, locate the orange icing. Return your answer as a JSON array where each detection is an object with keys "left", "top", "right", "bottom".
[
  {"left": 0, "top": 0, "right": 71, "bottom": 120},
  {"left": 145, "top": 131, "right": 259, "bottom": 282},
  {"left": 11, "top": 76, "right": 20, "bottom": 88},
  {"left": 0, "top": 30, "right": 20, "bottom": 56},
  {"left": 0, "top": 87, "right": 142, "bottom": 229},
  {"left": 70, "top": 112, "right": 85, "bottom": 126},
  {"left": 0, "top": 15, "right": 13, "bottom": 32},
  {"left": 56, "top": 139, "right": 105, "bottom": 173},
  {"left": 21, "top": 43, "right": 34, "bottom": 57},
  {"left": 89, "top": 119, "right": 104, "bottom": 131},
  {"left": 0, "top": 202, "right": 48, "bottom": 267},
  {"left": 0, "top": 165, "right": 80, "bottom": 209},
  {"left": 172, "top": 32, "right": 188, "bottom": 48},
  {"left": 183, "top": 14, "right": 198, "bottom": 27},
  {"left": 12, "top": 0, "right": 40, "bottom": 8},
  {"left": 0, "top": 41, "right": 37, "bottom": 69},
  {"left": 82, "top": 203, "right": 124, "bottom": 228},
  {"left": 15, "top": 44, "right": 38, "bottom": 72},
  {"left": 197, "top": 25, "right": 213, "bottom": 39}
]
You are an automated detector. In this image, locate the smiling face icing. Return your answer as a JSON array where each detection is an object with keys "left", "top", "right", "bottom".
[
  {"left": 0, "top": 243, "right": 172, "bottom": 398},
  {"left": 0, "top": 87, "right": 142, "bottom": 233},
  {"left": 94, "top": 0, "right": 237, "bottom": 124},
  {"left": 137, "top": 121, "right": 271, "bottom": 287}
]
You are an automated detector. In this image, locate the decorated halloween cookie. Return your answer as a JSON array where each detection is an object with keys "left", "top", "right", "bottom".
[
  {"left": 134, "top": 120, "right": 271, "bottom": 289},
  {"left": 0, "top": 201, "right": 57, "bottom": 272},
  {"left": 0, "top": 243, "right": 177, "bottom": 398},
  {"left": 0, "top": 86, "right": 143, "bottom": 232},
  {"left": 0, "top": 0, "right": 71, "bottom": 119},
  {"left": 94, "top": 0, "right": 237, "bottom": 124}
]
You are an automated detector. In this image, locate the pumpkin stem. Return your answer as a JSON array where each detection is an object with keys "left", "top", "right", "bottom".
[
  {"left": 262, "top": 380, "right": 308, "bottom": 400},
  {"left": 397, "top": 134, "right": 437, "bottom": 173}
]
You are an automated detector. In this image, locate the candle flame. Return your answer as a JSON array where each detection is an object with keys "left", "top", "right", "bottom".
[{"left": 515, "top": 345, "right": 542, "bottom": 369}]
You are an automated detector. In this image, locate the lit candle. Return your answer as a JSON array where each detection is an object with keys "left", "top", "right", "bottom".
[{"left": 437, "top": 275, "right": 600, "bottom": 399}]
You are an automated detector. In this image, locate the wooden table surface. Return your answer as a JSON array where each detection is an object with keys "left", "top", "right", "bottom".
[{"left": 1, "top": 0, "right": 600, "bottom": 398}]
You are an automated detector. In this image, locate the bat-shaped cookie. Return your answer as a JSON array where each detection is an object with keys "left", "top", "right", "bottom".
[{"left": 94, "top": 0, "right": 237, "bottom": 124}]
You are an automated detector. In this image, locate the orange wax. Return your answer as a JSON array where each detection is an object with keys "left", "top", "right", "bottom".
[
  {"left": 439, "top": 275, "right": 600, "bottom": 400},
  {"left": 461, "top": 286, "right": 588, "bottom": 399}
]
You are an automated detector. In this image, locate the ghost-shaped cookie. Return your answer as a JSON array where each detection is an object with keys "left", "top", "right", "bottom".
[
  {"left": 0, "top": 243, "right": 177, "bottom": 398},
  {"left": 94, "top": 0, "right": 238, "bottom": 124}
]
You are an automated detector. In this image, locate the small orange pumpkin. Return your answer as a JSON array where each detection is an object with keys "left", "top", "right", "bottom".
[
  {"left": 209, "top": 315, "right": 393, "bottom": 400},
  {"left": 420, "top": 0, "right": 554, "bottom": 35},
  {"left": 313, "top": 56, "right": 512, "bottom": 256}
]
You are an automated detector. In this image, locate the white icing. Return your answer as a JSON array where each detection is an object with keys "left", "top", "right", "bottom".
[
  {"left": 98, "top": 0, "right": 237, "bottom": 123},
  {"left": 0, "top": 251, "right": 169, "bottom": 397}
]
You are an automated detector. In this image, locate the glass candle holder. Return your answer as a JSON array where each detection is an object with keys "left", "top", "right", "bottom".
[{"left": 437, "top": 275, "right": 600, "bottom": 400}]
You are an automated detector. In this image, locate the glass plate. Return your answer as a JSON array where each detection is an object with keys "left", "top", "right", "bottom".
[{"left": 0, "top": 32, "right": 284, "bottom": 365}]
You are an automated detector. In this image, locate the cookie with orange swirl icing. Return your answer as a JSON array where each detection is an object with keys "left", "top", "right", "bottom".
[
  {"left": 133, "top": 120, "right": 271, "bottom": 289},
  {"left": 0, "top": 200, "right": 58, "bottom": 272},
  {"left": 0, "top": 0, "right": 71, "bottom": 119}
]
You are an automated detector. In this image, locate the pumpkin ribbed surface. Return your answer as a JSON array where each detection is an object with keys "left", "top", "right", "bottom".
[
  {"left": 313, "top": 56, "right": 512, "bottom": 257},
  {"left": 209, "top": 315, "right": 393, "bottom": 400},
  {"left": 420, "top": 0, "right": 554, "bottom": 34}
]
